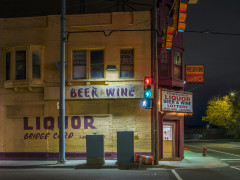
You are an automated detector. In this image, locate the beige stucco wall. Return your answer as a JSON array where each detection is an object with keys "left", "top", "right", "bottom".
[{"left": 0, "top": 12, "right": 152, "bottom": 154}]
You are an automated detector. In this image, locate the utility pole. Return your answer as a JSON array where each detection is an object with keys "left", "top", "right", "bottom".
[
  {"left": 152, "top": 0, "right": 159, "bottom": 165},
  {"left": 59, "top": 0, "right": 66, "bottom": 163}
]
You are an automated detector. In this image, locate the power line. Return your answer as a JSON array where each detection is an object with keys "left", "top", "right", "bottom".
[
  {"left": 68, "top": 19, "right": 151, "bottom": 32},
  {"left": 185, "top": 30, "right": 240, "bottom": 36},
  {"left": 66, "top": 29, "right": 159, "bottom": 41},
  {"left": 66, "top": 0, "right": 153, "bottom": 11}
]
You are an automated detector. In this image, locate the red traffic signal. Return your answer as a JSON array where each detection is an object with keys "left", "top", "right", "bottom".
[{"left": 144, "top": 77, "right": 152, "bottom": 85}]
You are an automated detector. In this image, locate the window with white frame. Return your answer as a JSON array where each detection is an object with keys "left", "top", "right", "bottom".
[
  {"left": 4, "top": 46, "right": 43, "bottom": 82},
  {"left": 120, "top": 49, "right": 134, "bottom": 78}
]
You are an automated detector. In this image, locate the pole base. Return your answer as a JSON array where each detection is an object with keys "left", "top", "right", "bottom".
[{"left": 57, "top": 160, "right": 67, "bottom": 164}]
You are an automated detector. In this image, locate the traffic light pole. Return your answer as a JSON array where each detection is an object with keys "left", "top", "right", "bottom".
[
  {"left": 152, "top": 0, "right": 159, "bottom": 165},
  {"left": 59, "top": 0, "right": 66, "bottom": 163}
]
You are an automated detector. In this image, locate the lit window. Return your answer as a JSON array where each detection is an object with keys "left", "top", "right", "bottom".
[
  {"left": 120, "top": 49, "right": 134, "bottom": 78},
  {"left": 73, "top": 50, "right": 86, "bottom": 79},
  {"left": 15, "top": 51, "right": 26, "bottom": 80},
  {"left": 90, "top": 50, "right": 104, "bottom": 78}
]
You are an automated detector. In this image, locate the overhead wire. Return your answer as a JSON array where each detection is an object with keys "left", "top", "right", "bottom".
[{"left": 185, "top": 30, "right": 240, "bottom": 36}]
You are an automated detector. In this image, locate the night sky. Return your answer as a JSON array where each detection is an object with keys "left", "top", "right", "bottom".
[{"left": 184, "top": 0, "right": 240, "bottom": 126}]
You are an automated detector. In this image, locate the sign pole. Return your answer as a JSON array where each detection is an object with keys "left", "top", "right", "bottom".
[
  {"left": 153, "top": 0, "right": 159, "bottom": 165},
  {"left": 59, "top": 0, "right": 66, "bottom": 163}
]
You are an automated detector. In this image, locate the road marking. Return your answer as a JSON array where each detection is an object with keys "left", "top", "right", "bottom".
[
  {"left": 216, "top": 146, "right": 240, "bottom": 149},
  {"left": 230, "top": 166, "right": 240, "bottom": 171},
  {"left": 171, "top": 169, "right": 183, "bottom": 180},
  {"left": 213, "top": 146, "right": 240, "bottom": 149},
  {"left": 186, "top": 145, "right": 240, "bottom": 157}
]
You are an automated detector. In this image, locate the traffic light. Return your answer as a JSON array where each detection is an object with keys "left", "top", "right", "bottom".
[
  {"left": 166, "top": 26, "right": 174, "bottom": 49},
  {"left": 144, "top": 77, "right": 152, "bottom": 98},
  {"left": 178, "top": 3, "right": 187, "bottom": 32},
  {"left": 173, "top": 1, "right": 188, "bottom": 33},
  {"left": 162, "top": 26, "right": 174, "bottom": 50},
  {"left": 143, "top": 77, "right": 153, "bottom": 109}
]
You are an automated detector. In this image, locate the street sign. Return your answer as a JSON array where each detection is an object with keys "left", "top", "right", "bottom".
[{"left": 185, "top": 65, "right": 204, "bottom": 84}]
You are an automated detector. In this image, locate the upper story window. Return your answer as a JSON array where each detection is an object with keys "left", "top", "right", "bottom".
[
  {"left": 160, "top": 50, "right": 169, "bottom": 77},
  {"left": 90, "top": 50, "right": 104, "bottom": 79},
  {"left": 15, "top": 50, "right": 26, "bottom": 80},
  {"left": 120, "top": 49, "right": 134, "bottom": 78},
  {"left": 73, "top": 50, "right": 86, "bottom": 79},
  {"left": 6, "top": 52, "right": 11, "bottom": 81},
  {"left": 173, "top": 51, "right": 182, "bottom": 80},
  {"left": 3, "top": 45, "right": 44, "bottom": 83},
  {"left": 72, "top": 49, "right": 104, "bottom": 80},
  {"left": 32, "top": 50, "right": 41, "bottom": 79}
]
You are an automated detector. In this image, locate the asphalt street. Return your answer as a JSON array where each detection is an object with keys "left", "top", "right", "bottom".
[
  {"left": 0, "top": 169, "right": 177, "bottom": 180},
  {"left": 0, "top": 141, "right": 240, "bottom": 180}
]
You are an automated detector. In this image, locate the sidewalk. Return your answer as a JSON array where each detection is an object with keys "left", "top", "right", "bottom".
[{"left": 0, "top": 150, "right": 228, "bottom": 170}]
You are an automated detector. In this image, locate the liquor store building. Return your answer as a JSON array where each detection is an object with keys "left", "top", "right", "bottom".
[{"left": 0, "top": 11, "right": 188, "bottom": 160}]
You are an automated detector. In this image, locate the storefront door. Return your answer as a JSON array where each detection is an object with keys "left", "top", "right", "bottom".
[{"left": 163, "top": 122, "right": 175, "bottom": 158}]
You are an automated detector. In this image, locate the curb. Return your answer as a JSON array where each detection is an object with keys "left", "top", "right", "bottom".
[{"left": 0, "top": 162, "right": 228, "bottom": 170}]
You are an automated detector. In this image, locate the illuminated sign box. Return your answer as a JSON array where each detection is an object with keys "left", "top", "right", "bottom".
[
  {"left": 161, "top": 90, "right": 193, "bottom": 113},
  {"left": 185, "top": 65, "right": 204, "bottom": 84}
]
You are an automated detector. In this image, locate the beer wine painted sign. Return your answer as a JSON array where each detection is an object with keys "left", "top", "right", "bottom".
[
  {"left": 161, "top": 90, "right": 193, "bottom": 113},
  {"left": 70, "top": 86, "right": 137, "bottom": 99},
  {"left": 44, "top": 85, "right": 144, "bottom": 100}
]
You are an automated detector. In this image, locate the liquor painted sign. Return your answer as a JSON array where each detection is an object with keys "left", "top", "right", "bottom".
[
  {"left": 23, "top": 116, "right": 97, "bottom": 140},
  {"left": 21, "top": 115, "right": 114, "bottom": 153},
  {"left": 44, "top": 85, "right": 144, "bottom": 100},
  {"left": 161, "top": 90, "right": 193, "bottom": 113},
  {"left": 185, "top": 65, "right": 204, "bottom": 83}
]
